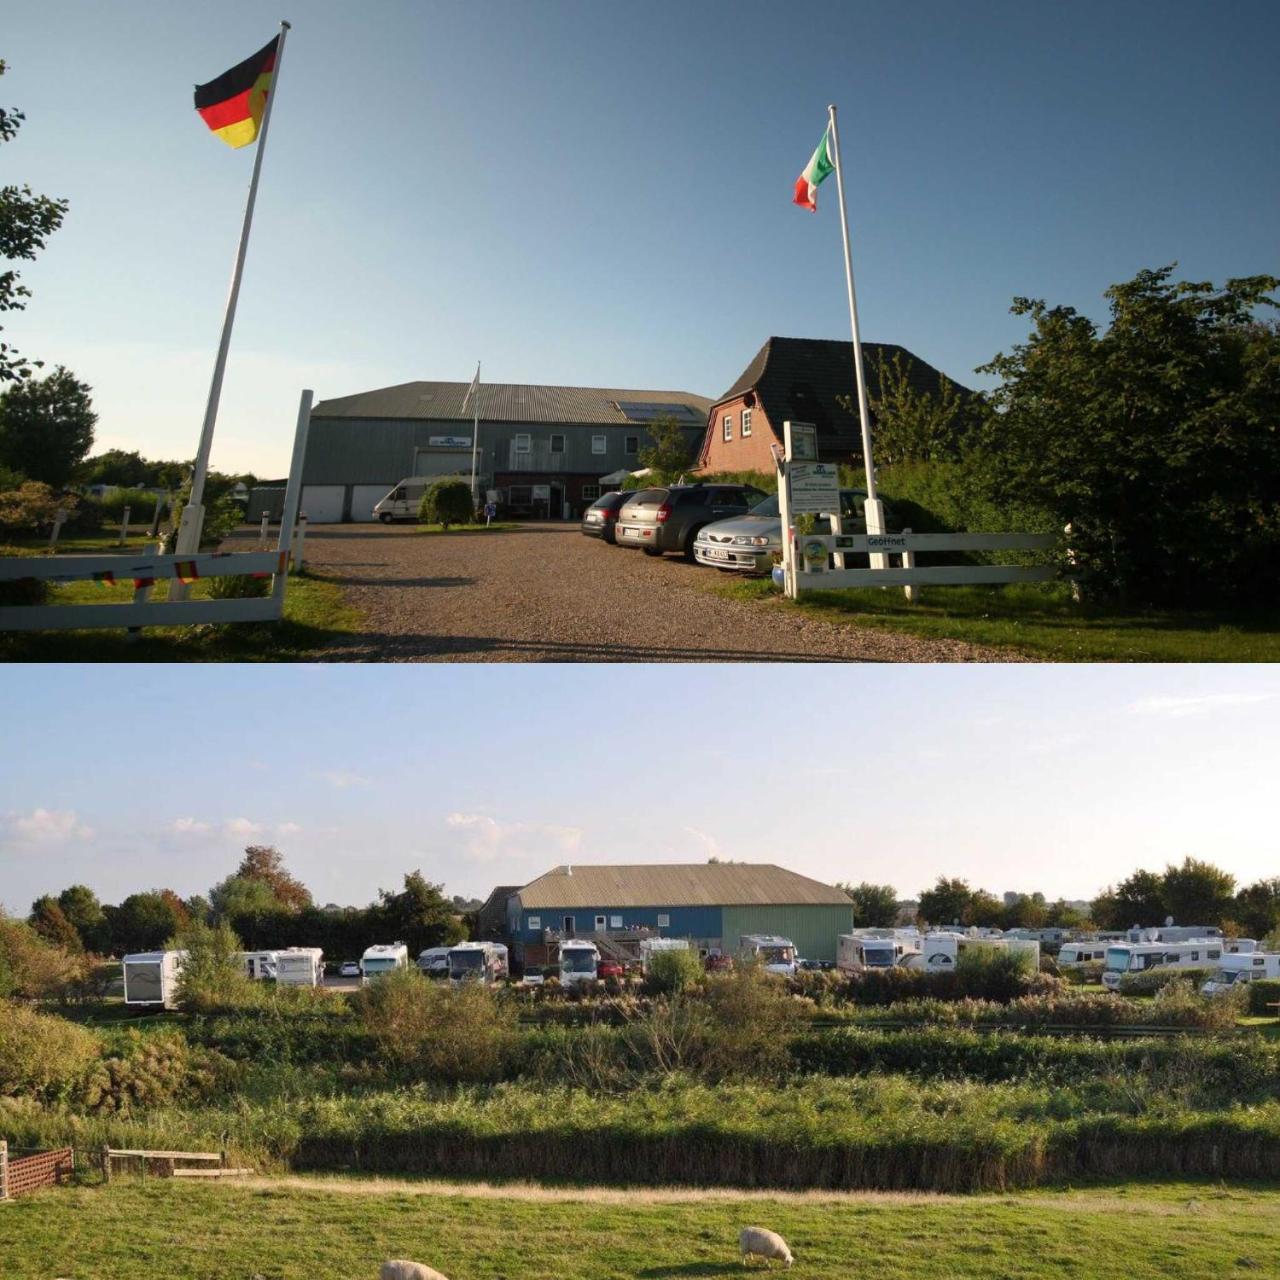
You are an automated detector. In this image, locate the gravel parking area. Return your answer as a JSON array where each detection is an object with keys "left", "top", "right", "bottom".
[{"left": 285, "top": 523, "right": 1021, "bottom": 662}]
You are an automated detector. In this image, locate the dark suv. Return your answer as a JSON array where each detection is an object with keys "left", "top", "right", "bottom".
[
  {"left": 579, "top": 490, "right": 635, "bottom": 544},
  {"left": 614, "top": 484, "right": 768, "bottom": 558}
]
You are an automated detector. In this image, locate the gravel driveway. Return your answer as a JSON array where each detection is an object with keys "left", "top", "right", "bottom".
[{"left": 291, "top": 523, "right": 1020, "bottom": 663}]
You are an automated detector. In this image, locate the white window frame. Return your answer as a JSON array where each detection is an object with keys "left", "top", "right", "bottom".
[
  {"left": 581, "top": 484, "right": 600, "bottom": 501},
  {"left": 591, "top": 434, "right": 607, "bottom": 455},
  {"left": 550, "top": 433, "right": 565, "bottom": 454},
  {"left": 657, "top": 913, "right": 670, "bottom": 928},
  {"left": 527, "top": 915, "right": 540, "bottom": 931},
  {"left": 722, "top": 414, "right": 732, "bottom": 442},
  {"left": 514, "top": 433, "right": 532, "bottom": 453},
  {"left": 742, "top": 408, "right": 752, "bottom": 437},
  {"left": 625, "top": 435, "right": 639, "bottom": 454},
  {"left": 610, "top": 915, "right": 623, "bottom": 928},
  {"left": 594, "top": 915, "right": 607, "bottom": 931}
]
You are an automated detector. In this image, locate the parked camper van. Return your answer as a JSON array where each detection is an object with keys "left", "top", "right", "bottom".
[
  {"left": 122, "top": 950, "right": 186, "bottom": 1010},
  {"left": 360, "top": 943, "right": 409, "bottom": 982},
  {"left": 559, "top": 939, "right": 600, "bottom": 987},
  {"left": 903, "top": 932, "right": 1040, "bottom": 973},
  {"left": 1102, "top": 939, "right": 1224, "bottom": 990},
  {"left": 274, "top": 947, "right": 324, "bottom": 987},
  {"left": 836, "top": 930, "right": 922, "bottom": 973},
  {"left": 237, "top": 951, "right": 279, "bottom": 981},
  {"left": 372, "top": 476, "right": 472, "bottom": 524},
  {"left": 418, "top": 946, "right": 452, "bottom": 977},
  {"left": 739, "top": 935, "right": 798, "bottom": 976},
  {"left": 1124, "top": 925, "right": 1223, "bottom": 943},
  {"left": 1202, "top": 952, "right": 1280, "bottom": 995},
  {"left": 639, "top": 937, "right": 690, "bottom": 973},
  {"left": 447, "top": 941, "right": 509, "bottom": 984},
  {"left": 1057, "top": 942, "right": 1110, "bottom": 967}
]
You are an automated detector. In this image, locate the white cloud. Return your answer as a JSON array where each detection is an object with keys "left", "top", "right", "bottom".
[
  {"left": 224, "top": 817, "right": 265, "bottom": 837},
  {"left": 1127, "top": 693, "right": 1277, "bottom": 719},
  {"left": 276, "top": 822, "right": 303, "bottom": 836},
  {"left": 320, "top": 770, "right": 373, "bottom": 790},
  {"left": 171, "top": 817, "right": 212, "bottom": 835},
  {"left": 6, "top": 808, "right": 94, "bottom": 843},
  {"left": 445, "top": 812, "right": 582, "bottom": 863}
]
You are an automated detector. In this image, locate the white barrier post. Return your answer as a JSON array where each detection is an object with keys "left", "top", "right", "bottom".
[
  {"left": 118, "top": 506, "right": 131, "bottom": 546},
  {"left": 293, "top": 513, "right": 307, "bottom": 572},
  {"left": 148, "top": 493, "right": 165, "bottom": 538},
  {"left": 48, "top": 508, "right": 67, "bottom": 552},
  {"left": 272, "top": 390, "right": 313, "bottom": 611},
  {"left": 259, "top": 512, "right": 270, "bottom": 545},
  {"left": 901, "top": 528, "right": 918, "bottom": 603}
]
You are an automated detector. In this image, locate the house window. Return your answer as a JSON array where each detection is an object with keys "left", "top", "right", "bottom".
[
  {"left": 591, "top": 434, "right": 607, "bottom": 454},
  {"left": 508, "top": 485, "right": 533, "bottom": 507},
  {"left": 563, "top": 915, "right": 575, "bottom": 936},
  {"left": 595, "top": 915, "right": 607, "bottom": 930},
  {"left": 527, "top": 915, "right": 541, "bottom": 931},
  {"left": 657, "top": 913, "right": 670, "bottom": 928},
  {"left": 610, "top": 915, "right": 623, "bottom": 928},
  {"left": 514, "top": 433, "right": 531, "bottom": 453},
  {"left": 742, "top": 408, "right": 752, "bottom": 437},
  {"left": 581, "top": 484, "right": 600, "bottom": 501},
  {"left": 722, "top": 414, "right": 732, "bottom": 442},
  {"left": 625, "top": 435, "right": 638, "bottom": 454},
  {"left": 550, "top": 434, "right": 565, "bottom": 453}
]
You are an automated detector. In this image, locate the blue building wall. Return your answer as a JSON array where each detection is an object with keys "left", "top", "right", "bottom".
[{"left": 509, "top": 902, "right": 724, "bottom": 944}]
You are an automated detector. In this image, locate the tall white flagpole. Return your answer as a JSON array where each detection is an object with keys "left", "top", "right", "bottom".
[
  {"left": 469, "top": 361, "right": 481, "bottom": 504},
  {"left": 826, "top": 103, "right": 887, "bottom": 560},
  {"left": 174, "top": 19, "right": 292, "bottom": 591}
]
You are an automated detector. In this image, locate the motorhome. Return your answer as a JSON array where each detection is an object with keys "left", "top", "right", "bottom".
[
  {"left": 1202, "top": 952, "right": 1280, "bottom": 995},
  {"left": 417, "top": 946, "right": 452, "bottom": 977},
  {"left": 903, "top": 932, "right": 1040, "bottom": 973},
  {"left": 122, "top": 951, "right": 186, "bottom": 1010},
  {"left": 447, "top": 941, "right": 509, "bottom": 984},
  {"left": 372, "top": 476, "right": 472, "bottom": 524},
  {"left": 237, "top": 951, "right": 279, "bottom": 981},
  {"left": 559, "top": 939, "right": 601, "bottom": 987},
  {"left": 836, "top": 930, "right": 923, "bottom": 973},
  {"left": 738, "top": 935, "right": 798, "bottom": 976},
  {"left": 639, "top": 937, "right": 690, "bottom": 973},
  {"left": 274, "top": 947, "right": 324, "bottom": 988},
  {"left": 1102, "top": 939, "right": 1225, "bottom": 990},
  {"left": 1057, "top": 942, "right": 1110, "bottom": 967},
  {"left": 360, "top": 943, "right": 409, "bottom": 982},
  {"left": 1124, "top": 925, "right": 1223, "bottom": 943}
]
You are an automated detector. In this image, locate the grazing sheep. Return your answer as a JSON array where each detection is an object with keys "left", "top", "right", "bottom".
[
  {"left": 739, "top": 1226, "right": 794, "bottom": 1268},
  {"left": 380, "top": 1261, "right": 450, "bottom": 1280}
]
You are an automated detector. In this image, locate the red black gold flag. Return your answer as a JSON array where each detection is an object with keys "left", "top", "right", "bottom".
[{"left": 194, "top": 37, "right": 278, "bottom": 149}]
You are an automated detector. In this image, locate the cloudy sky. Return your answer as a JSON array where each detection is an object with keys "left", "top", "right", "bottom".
[
  {"left": 1, "top": 664, "right": 1277, "bottom": 913},
  {"left": 5, "top": 0, "right": 1277, "bottom": 474}
]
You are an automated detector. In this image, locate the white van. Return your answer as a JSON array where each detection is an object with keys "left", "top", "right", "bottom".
[
  {"left": 360, "top": 943, "right": 409, "bottom": 982},
  {"left": 1202, "top": 952, "right": 1280, "bottom": 995},
  {"left": 738, "top": 934, "right": 798, "bottom": 976},
  {"left": 559, "top": 940, "right": 600, "bottom": 987},
  {"left": 372, "top": 476, "right": 472, "bottom": 523},
  {"left": 418, "top": 946, "right": 452, "bottom": 977},
  {"left": 837, "top": 930, "right": 922, "bottom": 973}
]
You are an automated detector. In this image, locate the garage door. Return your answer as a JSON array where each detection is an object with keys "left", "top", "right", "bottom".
[
  {"left": 300, "top": 485, "right": 345, "bottom": 523},
  {"left": 350, "top": 483, "right": 393, "bottom": 522}
]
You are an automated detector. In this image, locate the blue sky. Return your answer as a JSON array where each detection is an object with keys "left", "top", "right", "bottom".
[
  {"left": 5, "top": 0, "right": 1277, "bottom": 475},
  {"left": 2, "top": 664, "right": 1278, "bottom": 911}
]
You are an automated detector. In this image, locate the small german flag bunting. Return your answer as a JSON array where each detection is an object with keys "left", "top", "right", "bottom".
[
  {"left": 92, "top": 570, "right": 116, "bottom": 588},
  {"left": 194, "top": 36, "right": 278, "bottom": 149},
  {"left": 132, "top": 576, "right": 155, "bottom": 590},
  {"left": 174, "top": 560, "right": 200, "bottom": 584}
]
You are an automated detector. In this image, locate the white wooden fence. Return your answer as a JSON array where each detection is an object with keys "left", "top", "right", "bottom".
[{"left": 0, "top": 391, "right": 312, "bottom": 634}]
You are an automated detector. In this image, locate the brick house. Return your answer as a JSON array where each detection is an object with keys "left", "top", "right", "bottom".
[{"left": 697, "top": 336, "right": 971, "bottom": 475}]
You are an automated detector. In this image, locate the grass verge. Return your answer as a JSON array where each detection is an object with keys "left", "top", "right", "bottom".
[
  {"left": 708, "top": 578, "right": 1280, "bottom": 662},
  {"left": 414, "top": 521, "right": 523, "bottom": 534},
  {"left": 4, "top": 1176, "right": 1279, "bottom": 1280}
]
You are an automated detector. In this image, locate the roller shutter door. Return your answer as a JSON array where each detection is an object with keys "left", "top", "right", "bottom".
[
  {"left": 350, "top": 484, "right": 393, "bottom": 522},
  {"left": 300, "top": 485, "right": 345, "bottom": 523}
]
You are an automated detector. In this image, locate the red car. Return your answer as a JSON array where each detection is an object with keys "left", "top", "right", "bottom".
[{"left": 597, "top": 959, "right": 626, "bottom": 980}]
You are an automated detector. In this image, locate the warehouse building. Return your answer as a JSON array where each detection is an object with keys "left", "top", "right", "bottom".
[
  {"left": 294, "top": 380, "right": 712, "bottom": 523},
  {"left": 502, "top": 862, "right": 854, "bottom": 967}
]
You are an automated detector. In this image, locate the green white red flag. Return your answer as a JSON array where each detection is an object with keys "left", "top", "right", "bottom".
[{"left": 793, "top": 127, "right": 834, "bottom": 211}]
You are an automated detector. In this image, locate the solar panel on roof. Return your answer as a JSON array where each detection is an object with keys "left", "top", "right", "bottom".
[{"left": 614, "top": 401, "right": 703, "bottom": 423}]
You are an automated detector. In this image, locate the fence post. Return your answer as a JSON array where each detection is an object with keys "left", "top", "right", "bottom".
[
  {"left": 1, "top": 1138, "right": 8, "bottom": 1201},
  {"left": 148, "top": 493, "right": 165, "bottom": 538},
  {"left": 1064, "top": 522, "right": 1082, "bottom": 602},
  {"left": 48, "top": 508, "right": 68, "bottom": 552},
  {"left": 292, "top": 513, "right": 307, "bottom": 572},
  {"left": 259, "top": 511, "right": 270, "bottom": 545},
  {"left": 901, "top": 528, "right": 918, "bottom": 604},
  {"left": 117, "top": 506, "right": 131, "bottom": 546},
  {"left": 101, "top": 1144, "right": 112, "bottom": 1184}
]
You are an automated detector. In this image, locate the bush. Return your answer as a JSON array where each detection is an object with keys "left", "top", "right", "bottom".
[
  {"left": 955, "top": 944, "right": 1036, "bottom": 1002},
  {"left": 643, "top": 948, "right": 704, "bottom": 996},
  {"left": 0, "top": 999, "right": 100, "bottom": 1103},
  {"left": 167, "top": 919, "right": 254, "bottom": 1013},
  {"left": 419, "top": 479, "right": 473, "bottom": 528},
  {"left": 80, "top": 1030, "right": 237, "bottom": 1113},
  {"left": 0, "top": 480, "right": 68, "bottom": 534},
  {"left": 208, "top": 572, "right": 271, "bottom": 599},
  {"left": 1119, "top": 967, "right": 1214, "bottom": 996},
  {"left": 0, "top": 912, "right": 85, "bottom": 999},
  {"left": 1250, "top": 978, "right": 1280, "bottom": 1016},
  {"left": 0, "top": 546, "right": 51, "bottom": 606},
  {"left": 841, "top": 960, "right": 1058, "bottom": 1007}
]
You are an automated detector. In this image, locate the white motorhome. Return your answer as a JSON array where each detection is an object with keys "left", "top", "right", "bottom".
[
  {"left": 559, "top": 939, "right": 600, "bottom": 987},
  {"left": 903, "top": 932, "right": 1040, "bottom": 973},
  {"left": 122, "top": 950, "right": 187, "bottom": 1010},
  {"left": 360, "top": 943, "right": 410, "bottom": 982},
  {"left": 447, "top": 941, "right": 509, "bottom": 984},
  {"left": 1125, "top": 925, "right": 1223, "bottom": 943},
  {"left": 372, "top": 476, "right": 473, "bottom": 524},
  {"left": 836, "top": 930, "right": 922, "bottom": 973},
  {"left": 1202, "top": 952, "right": 1280, "bottom": 995},
  {"left": 237, "top": 951, "right": 279, "bottom": 981},
  {"left": 418, "top": 946, "right": 452, "bottom": 977},
  {"left": 1102, "top": 939, "right": 1224, "bottom": 990},
  {"left": 1057, "top": 942, "right": 1110, "bottom": 967},
  {"left": 274, "top": 947, "right": 324, "bottom": 987},
  {"left": 739, "top": 935, "right": 798, "bottom": 976},
  {"left": 639, "top": 937, "right": 690, "bottom": 973}
]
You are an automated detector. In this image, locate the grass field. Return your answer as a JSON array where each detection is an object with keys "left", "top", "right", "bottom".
[
  {"left": 710, "top": 578, "right": 1280, "bottom": 662},
  {"left": 415, "top": 521, "right": 523, "bottom": 534},
  {"left": 4, "top": 1176, "right": 1279, "bottom": 1280}
]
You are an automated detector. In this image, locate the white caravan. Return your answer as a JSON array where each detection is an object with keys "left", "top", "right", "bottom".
[
  {"left": 372, "top": 476, "right": 472, "bottom": 524},
  {"left": 122, "top": 950, "right": 187, "bottom": 1010},
  {"left": 360, "top": 943, "right": 410, "bottom": 983},
  {"left": 1202, "top": 952, "right": 1280, "bottom": 995},
  {"left": 903, "top": 932, "right": 1040, "bottom": 973},
  {"left": 1125, "top": 925, "right": 1223, "bottom": 943},
  {"left": 418, "top": 946, "right": 452, "bottom": 977},
  {"left": 237, "top": 950, "right": 279, "bottom": 981},
  {"left": 1057, "top": 942, "right": 1110, "bottom": 967},
  {"left": 274, "top": 947, "right": 324, "bottom": 987},
  {"left": 640, "top": 937, "right": 691, "bottom": 973},
  {"left": 447, "top": 941, "right": 509, "bottom": 985},
  {"left": 1102, "top": 939, "right": 1225, "bottom": 990},
  {"left": 837, "top": 930, "right": 923, "bottom": 973},
  {"left": 559, "top": 939, "right": 601, "bottom": 987},
  {"left": 739, "top": 935, "right": 798, "bottom": 976}
]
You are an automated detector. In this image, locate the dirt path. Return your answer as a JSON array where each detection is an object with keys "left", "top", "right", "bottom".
[{"left": 277, "top": 523, "right": 1021, "bottom": 663}]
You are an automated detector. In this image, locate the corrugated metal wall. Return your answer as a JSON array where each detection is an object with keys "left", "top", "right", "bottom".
[{"left": 719, "top": 904, "right": 854, "bottom": 964}]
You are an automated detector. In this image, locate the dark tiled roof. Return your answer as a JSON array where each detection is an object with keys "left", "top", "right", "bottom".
[
  {"left": 714, "top": 337, "right": 973, "bottom": 457},
  {"left": 312, "top": 381, "right": 712, "bottom": 426}
]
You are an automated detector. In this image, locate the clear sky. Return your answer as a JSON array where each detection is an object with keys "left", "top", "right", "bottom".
[
  {"left": 2, "top": 664, "right": 1278, "bottom": 912},
  {"left": 4, "top": 1, "right": 1277, "bottom": 475}
]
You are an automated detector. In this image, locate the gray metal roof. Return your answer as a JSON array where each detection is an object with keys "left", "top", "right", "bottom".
[
  {"left": 312, "top": 381, "right": 713, "bottom": 426},
  {"left": 515, "top": 863, "right": 853, "bottom": 909}
]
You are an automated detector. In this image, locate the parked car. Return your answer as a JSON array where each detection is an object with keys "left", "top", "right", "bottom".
[
  {"left": 338, "top": 960, "right": 361, "bottom": 978},
  {"left": 693, "top": 489, "right": 891, "bottom": 575},
  {"left": 597, "top": 959, "right": 626, "bottom": 980},
  {"left": 579, "top": 490, "right": 635, "bottom": 544},
  {"left": 614, "top": 483, "right": 768, "bottom": 559},
  {"left": 521, "top": 966, "right": 547, "bottom": 986}
]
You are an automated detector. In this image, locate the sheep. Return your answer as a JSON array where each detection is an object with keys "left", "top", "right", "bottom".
[
  {"left": 380, "top": 1261, "right": 450, "bottom": 1280},
  {"left": 739, "top": 1226, "right": 794, "bottom": 1268}
]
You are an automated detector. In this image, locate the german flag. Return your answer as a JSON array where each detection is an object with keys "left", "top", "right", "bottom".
[{"left": 194, "top": 36, "right": 278, "bottom": 149}]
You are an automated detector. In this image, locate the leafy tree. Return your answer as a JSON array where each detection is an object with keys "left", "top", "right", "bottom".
[
  {"left": 975, "top": 267, "right": 1280, "bottom": 605},
  {"left": 0, "top": 61, "right": 70, "bottom": 384},
  {"left": 166, "top": 917, "right": 248, "bottom": 1013},
  {"left": 851, "top": 348, "right": 980, "bottom": 465},
  {"left": 210, "top": 875, "right": 283, "bottom": 922},
  {"left": 645, "top": 947, "right": 705, "bottom": 995},
  {"left": 0, "top": 907, "right": 83, "bottom": 998},
  {"left": 1160, "top": 856, "right": 1236, "bottom": 928},
  {"left": 840, "top": 882, "right": 899, "bottom": 928},
  {"left": 964, "top": 889, "right": 1005, "bottom": 928},
  {"left": 57, "top": 884, "right": 110, "bottom": 953},
  {"left": 419, "top": 478, "right": 473, "bottom": 529},
  {"left": 29, "top": 896, "right": 83, "bottom": 953},
  {"left": 0, "top": 479, "right": 69, "bottom": 533},
  {"left": 0, "top": 367, "right": 96, "bottom": 486},
  {"left": 78, "top": 448, "right": 188, "bottom": 491},
  {"left": 917, "top": 877, "right": 975, "bottom": 927},
  {"left": 1002, "top": 892, "right": 1050, "bottom": 930},
  {"left": 638, "top": 414, "right": 695, "bottom": 481},
  {"left": 105, "top": 891, "right": 188, "bottom": 954},
  {"left": 1097, "top": 869, "right": 1167, "bottom": 930},
  {"left": 374, "top": 871, "right": 466, "bottom": 954},
  {"left": 1236, "top": 879, "right": 1280, "bottom": 941},
  {"left": 1046, "top": 900, "right": 1091, "bottom": 930},
  {"left": 235, "top": 845, "right": 311, "bottom": 911}
]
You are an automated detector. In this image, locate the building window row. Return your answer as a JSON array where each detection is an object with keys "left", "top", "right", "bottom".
[{"left": 581, "top": 485, "right": 600, "bottom": 501}]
